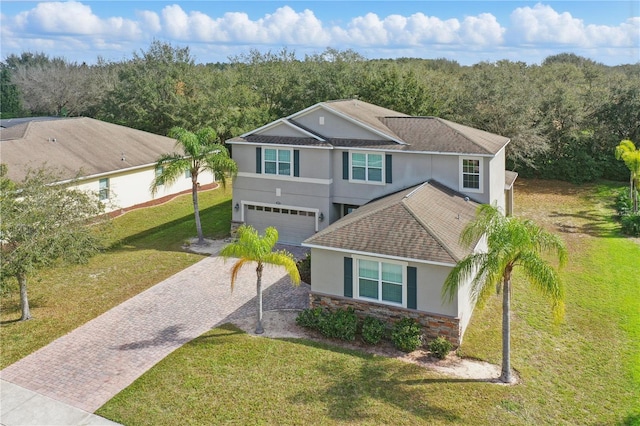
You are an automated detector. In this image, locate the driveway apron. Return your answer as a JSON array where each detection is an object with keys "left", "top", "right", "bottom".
[{"left": 1, "top": 255, "right": 309, "bottom": 413}]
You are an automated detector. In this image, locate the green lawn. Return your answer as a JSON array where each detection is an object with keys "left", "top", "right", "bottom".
[
  {"left": 96, "top": 180, "right": 640, "bottom": 425},
  {"left": 0, "top": 186, "right": 232, "bottom": 369}
]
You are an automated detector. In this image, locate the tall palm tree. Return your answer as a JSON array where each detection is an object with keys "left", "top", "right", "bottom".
[
  {"left": 219, "top": 225, "right": 301, "bottom": 334},
  {"left": 151, "top": 126, "right": 237, "bottom": 244},
  {"left": 443, "top": 204, "right": 567, "bottom": 383},
  {"left": 615, "top": 139, "right": 640, "bottom": 213}
]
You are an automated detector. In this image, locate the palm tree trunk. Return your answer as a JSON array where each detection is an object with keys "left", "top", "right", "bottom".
[
  {"left": 192, "top": 175, "right": 204, "bottom": 244},
  {"left": 18, "top": 273, "right": 31, "bottom": 321},
  {"left": 255, "top": 263, "right": 264, "bottom": 334},
  {"left": 500, "top": 268, "right": 512, "bottom": 383}
]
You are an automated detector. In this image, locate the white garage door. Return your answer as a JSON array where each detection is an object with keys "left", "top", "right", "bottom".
[{"left": 245, "top": 205, "right": 317, "bottom": 245}]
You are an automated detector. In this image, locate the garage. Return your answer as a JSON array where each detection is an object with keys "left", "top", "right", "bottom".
[{"left": 244, "top": 204, "right": 317, "bottom": 245}]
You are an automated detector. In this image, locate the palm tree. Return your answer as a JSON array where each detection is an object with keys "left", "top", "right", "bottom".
[
  {"left": 151, "top": 127, "right": 237, "bottom": 244},
  {"left": 219, "top": 225, "right": 301, "bottom": 334},
  {"left": 615, "top": 139, "right": 640, "bottom": 213},
  {"left": 443, "top": 204, "right": 567, "bottom": 383}
]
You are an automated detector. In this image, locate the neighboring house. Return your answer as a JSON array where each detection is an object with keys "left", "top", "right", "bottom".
[
  {"left": 228, "top": 99, "right": 517, "bottom": 344},
  {"left": 0, "top": 117, "right": 214, "bottom": 212}
]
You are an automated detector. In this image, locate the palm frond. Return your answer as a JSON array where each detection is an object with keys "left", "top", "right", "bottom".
[
  {"left": 228, "top": 258, "right": 250, "bottom": 292},
  {"left": 149, "top": 154, "right": 190, "bottom": 195}
]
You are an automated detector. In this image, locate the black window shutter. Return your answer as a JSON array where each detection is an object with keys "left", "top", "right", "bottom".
[
  {"left": 294, "top": 149, "right": 300, "bottom": 177},
  {"left": 385, "top": 154, "right": 392, "bottom": 184},
  {"left": 407, "top": 266, "right": 417, "bottom": 309},
  {"left": 344, "top": 257, "right": 353, "bottom": 298},
  {"left": 342, "top": 152, "right": 349, "bottom": 180},
  {"left": 256, "top": 147, "right": 262, "bottom": 174}
]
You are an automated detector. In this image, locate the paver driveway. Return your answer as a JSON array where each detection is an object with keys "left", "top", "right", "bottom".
[{"left": 1, "top": 255, "right": 309, "bottom": 413}]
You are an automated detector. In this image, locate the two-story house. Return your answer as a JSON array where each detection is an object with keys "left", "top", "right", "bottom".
[{"left": 228, "top": 99, "right": 517, "bottom": 344}]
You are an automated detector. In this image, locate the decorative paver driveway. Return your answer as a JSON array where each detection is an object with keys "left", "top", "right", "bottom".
[{"left": 1, "top": 255, "right": 309, "bottom": 413}]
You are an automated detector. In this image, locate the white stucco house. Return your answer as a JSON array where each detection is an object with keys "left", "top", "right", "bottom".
[
  {"left": 227, "top": 99, "right": 517, "bottom": 345},
  {"left": 0, "top": 117, "right": 214, "bottom": 213}
]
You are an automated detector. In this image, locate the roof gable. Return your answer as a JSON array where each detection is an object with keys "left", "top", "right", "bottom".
[{"left": 304, "top": 180, "right": 480, "bottom": 264}]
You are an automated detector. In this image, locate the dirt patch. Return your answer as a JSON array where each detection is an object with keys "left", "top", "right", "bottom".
[{"left": 231, "top": 310, "right": 514, "bottom": 384}]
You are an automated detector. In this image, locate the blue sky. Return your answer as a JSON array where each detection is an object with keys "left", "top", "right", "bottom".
[{"left": 1, "top": 1, "right": 638, "bottom": 65}]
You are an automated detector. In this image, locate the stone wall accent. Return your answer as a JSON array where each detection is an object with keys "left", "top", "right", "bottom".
[
  {"left": 230, "top": 221, "right": 243, "bottom": 240},
  {"left": 310, "top": 292, "right": 461, "bottom": 346}
]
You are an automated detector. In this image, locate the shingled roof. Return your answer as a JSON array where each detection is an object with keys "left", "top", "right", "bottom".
[
  {"left": 0, "top": 117, "right": 178, "bottom": 182},
  {"left": 228, "top": 99, "right": 509, "bottom": 155},
  {"left": 303, "top": 180, "right": 480, "bottom": 265}
]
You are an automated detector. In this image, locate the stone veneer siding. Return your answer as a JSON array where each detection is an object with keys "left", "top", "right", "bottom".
[{"left": 310, "top": 292, "right": 462, "bottom": 346}]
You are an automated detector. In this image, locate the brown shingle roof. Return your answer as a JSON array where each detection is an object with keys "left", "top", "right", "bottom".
[
  {"left": 0, "top": 117, "right": 178, "bottom": 182},
  {"left": 304, "top": 180, "right": 480, "bottom": 264},
  {"left": 380, "top": 117, "right": 509, "bottom": 155},
  {"left": 229, "top": 99, "right": 510, "bottom": 156}
]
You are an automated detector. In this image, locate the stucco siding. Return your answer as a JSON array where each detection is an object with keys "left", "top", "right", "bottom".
[
  {"left": 294, "top": 109, "right": 386, "bottom": 140},
  {"left": 309, "top": 248, "right": 345, "bottom": 296},
  {"left": 412, "top": 262, "right": 458, "bottom": 317},
  {"left": 489, "top": 149, "right": 507, "bottom": 211},
  {"left": 73, "top": 167, "right": 213, "bottom": 213}
]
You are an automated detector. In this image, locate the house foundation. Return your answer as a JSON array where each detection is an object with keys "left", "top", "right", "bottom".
[{"left": 310, "top": 292, "right": 461, "bottom": 346}]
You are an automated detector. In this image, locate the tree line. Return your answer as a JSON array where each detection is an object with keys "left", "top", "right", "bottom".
[{"left": 2, "top": 41, "right": 638, "bottom": 184}]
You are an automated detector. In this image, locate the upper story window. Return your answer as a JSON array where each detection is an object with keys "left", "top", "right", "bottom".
[
  {"left": 264, "top": 148, "right": 291, "bottom": 176},
  {"left": 356, "top": 258, "right": 404, "bottom": 306},
  {"left": 460, "top": 157, "right": 483, "bottom": 193},
  {"left": 99, "top": 178, "right": 109, "bottom": 201},
  {"left": 351, "top": 152, "right": 383, "bottom": 182}
]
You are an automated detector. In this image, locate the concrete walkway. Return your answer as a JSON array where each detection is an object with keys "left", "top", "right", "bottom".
[{"left": 1, "top": 253, "right": 310, "bottom": 425}]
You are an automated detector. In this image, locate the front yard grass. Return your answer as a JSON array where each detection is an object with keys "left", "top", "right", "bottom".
[
  {"left": 0, "top": 186, "right": 232, "bottom": 369},
  {"left": 97, "top": 180, "right": 640, "bottom": 425}
]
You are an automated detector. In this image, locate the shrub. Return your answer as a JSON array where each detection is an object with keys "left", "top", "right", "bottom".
[
  {"left": 319, "top": 308, "right": 358, "bottom": 341},
  {"left": 361, "top": 316, "right": 386, "bottom": 345},
  {"left": 391, "top": 318, "right": 423, "bottom": 352},
  {"left": 615, "top": 190, "right": 633, "bottom": 217},
  {"left": 621, "top": 213, "right": 640, "bottom": 236},
  {"left": 297, "top": 253, "right": 311, "bottom": 284},
  {"left": 296, "top": 307, "right": 358, "bottom": 341},
  {"left": 428, "top": 336, "right": 453, "bottom": 359},
  {"left": 295, "top": 307, "right": 323, "bottom": 329}
]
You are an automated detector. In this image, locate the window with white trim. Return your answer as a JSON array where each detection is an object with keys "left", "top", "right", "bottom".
[
  {"left": 351, "top": 152, "right": 383, "bottom": 182},
  {"left": 264, "top": 148, "right": 291, "bottom": 176},
  {"left": 155, "top": 166, "right": 164, "bottom": 186},
  {"left": 460, "top": 157, "right": 482, "bottom": 192},
  {"left": 357, "top": 259, "right": 404, "bottom": 306},
  {"left": 99, "top": 178, "right": 109, "bottom": 201}
]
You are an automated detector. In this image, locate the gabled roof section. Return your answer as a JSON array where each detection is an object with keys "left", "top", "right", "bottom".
[
  {"left": 304, "top": 180, "right": 480, "bottom": 264},
  {"left": 228, "top": 99, "right": 510, "bottom": 156},
  {"left": 0, "top": 117, "right": 179, "bottom": 183},
  {"left": 380, "top": 117, "right": 509, "bottom": 155}
]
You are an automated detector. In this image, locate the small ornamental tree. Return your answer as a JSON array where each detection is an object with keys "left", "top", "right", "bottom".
[
  {"left": 219, "top": 225, "right": 300, "bottom": 334},
  {"left": 151, "top": 126, "right": 237, "bottom": 244},
  {"left": 0, "top": 167, "right": 109, "bottom": 321},
  {"left": 615, "top": 139, "right": 640, "bottom": 214}
]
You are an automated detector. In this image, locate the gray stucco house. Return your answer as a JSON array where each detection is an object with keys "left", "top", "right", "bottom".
[{"left": 228, "top": 99, "right": 517, "bottom": 344}]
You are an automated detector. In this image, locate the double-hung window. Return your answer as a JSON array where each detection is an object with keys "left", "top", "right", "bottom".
[
  {"left": 99, "top": 178, "right": 109, "bottom": 201},
  {"left": 264, "top": 148, "right": 291, "bottom": 176},
  {"left": 460, "top": 157, "right": 482, "bottom": 192},
  {"left": 351, "top": 152, "right": 383, "bottom": 182},
  {"left": 357, "top": 259, "right": 404, "bottom": 306}
]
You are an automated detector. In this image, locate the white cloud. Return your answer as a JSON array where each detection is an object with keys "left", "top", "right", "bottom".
[{"left": 509, "top": 3, "right": 639, "bottom": 47}]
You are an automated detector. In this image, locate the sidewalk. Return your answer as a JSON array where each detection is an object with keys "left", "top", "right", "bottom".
[
  {"left": 1, "top": 380, "right": 119, "bottom": 426},
  {"left": 1, "top": 251, "right": 309, "bottom": 425}
]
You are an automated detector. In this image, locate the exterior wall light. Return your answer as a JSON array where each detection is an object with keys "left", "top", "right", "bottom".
[
  {"left": 234, "top": 203, "right": 240, "bottom": 211},
  {"left": 319, "top": 212, "right": 324, "bottom": 222}
]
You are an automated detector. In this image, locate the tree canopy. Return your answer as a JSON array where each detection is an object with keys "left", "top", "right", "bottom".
[
  {"left": 0, "top": 167, "right": 109, "bottom": 320},
  {"left": 3, "top": 42, "right": 638, "bottom": 183}
]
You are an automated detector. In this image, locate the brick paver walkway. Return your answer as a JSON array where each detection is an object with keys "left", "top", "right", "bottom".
[{"left": 1, "top": 255, "right": 309, "bottom": 413}]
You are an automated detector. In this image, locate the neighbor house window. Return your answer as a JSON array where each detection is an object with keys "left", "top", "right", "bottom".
[
  {"left": 351, "top": 152, "right": 382, "bottom": 182},
  {"left": 185, "top": 169, "right": 192, "bottom": 179},
  {"left": 99, "top": 178, "right": 109, "bottom": 201},
  {"left": 460, "top": 157, "right": 482, "bottom": 192},
  {"left": 357, "top": 259, "right": 404, "bottom": 306},
  {"left": 155, "top": 166, "right": 164, "bottom": 186},
  {"left": 264, "top": 148, "right": 291, "bottom": 176}
]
